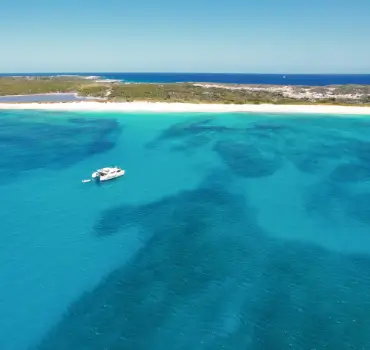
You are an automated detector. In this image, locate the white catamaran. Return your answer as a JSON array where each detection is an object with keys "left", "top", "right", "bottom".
[{"left": 91, "top": 166, "right": 125, "bottom": 182}]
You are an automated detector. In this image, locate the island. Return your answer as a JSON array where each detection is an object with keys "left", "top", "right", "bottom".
[{"left": 0, "top": 76, "right": 369, "bottom": 115}]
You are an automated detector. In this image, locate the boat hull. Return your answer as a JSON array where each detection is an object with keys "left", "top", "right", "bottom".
[{"left": 99, "top": 170, "right": 125, "bottom": 182}]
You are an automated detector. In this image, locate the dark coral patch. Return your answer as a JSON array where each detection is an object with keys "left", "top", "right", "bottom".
[
  {"left": 93, "top": 183, "right": 248, "bottom": 238},
  {"left": 0, "top": 114, "right": 121, "bottom": 182},
  {"left": 329, "top": 162, "right": 370, "bottom": 183},
  {"left": 146, "top": 118, "right": 235, "bottom": 150},
  {"left": 213, "top": 139, "right": 283, "bottom": 178},
  {"left": 37, "top": 182, "right": 370, "bottom": 350},
  {"left": 346, "top": 193, "right": 370, "bottom": 224}
]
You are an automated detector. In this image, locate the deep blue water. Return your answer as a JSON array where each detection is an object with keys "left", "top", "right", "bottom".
[
  {"left": 1, "top": 72, "right": 370, "bottom": 85},
  {"left": 2, "top": 110, "right": 370, "bottom": 350}
]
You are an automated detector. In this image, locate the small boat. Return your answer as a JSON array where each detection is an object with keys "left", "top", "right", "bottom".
[
  {"left": 82, "top": 179, "right": 91, "bottom": 183},
  {"left": 92, "top": 166, "right": 125, "bottom": 182}
]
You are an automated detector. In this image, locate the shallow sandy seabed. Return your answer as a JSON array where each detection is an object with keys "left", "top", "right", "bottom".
[{"left": 0, "top": 101, "right": 370, "bottom": 115}]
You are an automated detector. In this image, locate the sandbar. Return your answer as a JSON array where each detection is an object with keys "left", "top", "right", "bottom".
[{"left": 0, "top": 101, "right": 370, "bottom": 115}]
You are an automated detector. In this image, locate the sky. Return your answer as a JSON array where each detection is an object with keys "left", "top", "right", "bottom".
[{"left": 1, "top": 0, "right": 369, "bottom": 73}]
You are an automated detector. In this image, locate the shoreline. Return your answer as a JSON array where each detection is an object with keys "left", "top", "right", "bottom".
[{"left": 0, "top": 101, "right": 370, "bottom": 115}]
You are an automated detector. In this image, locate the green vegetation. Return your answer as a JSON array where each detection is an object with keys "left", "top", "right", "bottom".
[
  {"left": 0, "top": 76, "right": 369, "bottom": 106},
  {"left": 79, "top": 82, "right": 370, "bottom": 106},
  {"left": 0, "top": 76, "right": 101, "bottom": 96},
  {"left": 76, "top": 84, "right": 111, "bottom": 98},
  {"left": 81, "top": 83, "right": 260, "bottom": 103}
]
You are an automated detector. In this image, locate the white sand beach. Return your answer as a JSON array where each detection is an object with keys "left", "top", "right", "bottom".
[{"left": 0, "top": 101, "right": 370, "bottom": 115}]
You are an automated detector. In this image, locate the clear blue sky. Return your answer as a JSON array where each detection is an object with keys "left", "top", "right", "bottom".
[{"left": 1, "top": 0, "right": 369, "bottom": 73}]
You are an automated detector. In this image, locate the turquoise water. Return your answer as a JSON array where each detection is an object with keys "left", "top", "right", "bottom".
[{"left": 2, "top": 110, "right": 370, "bottom": 350}]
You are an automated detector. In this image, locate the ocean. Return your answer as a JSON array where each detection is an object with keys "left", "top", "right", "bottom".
[
  {"left": 1, "top": 72, "right": 370, "bottom": 86},
  {"left": 2, "top": 109, "right": 370, "bottom": 350}
]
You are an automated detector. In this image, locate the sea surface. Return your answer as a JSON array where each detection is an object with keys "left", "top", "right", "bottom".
[
  {"left": 1, "top": 72, "right": 370, "bottom": 86},
  {"left": 2, "top": 110, "right": 370, "bottom": 350}
]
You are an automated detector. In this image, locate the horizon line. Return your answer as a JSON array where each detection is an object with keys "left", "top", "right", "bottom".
[{"left": 1, "top": 72, "right": 370, "bottom": 76}]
